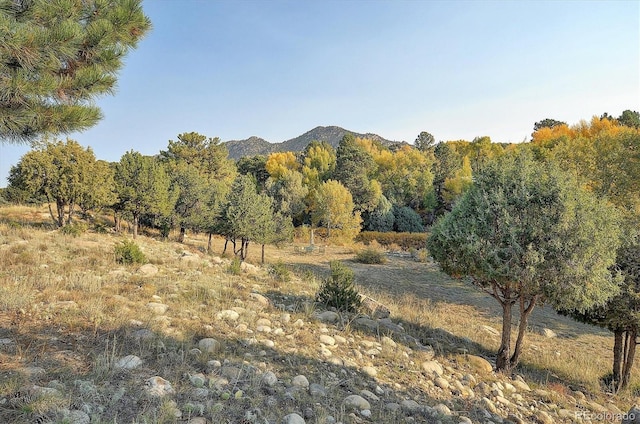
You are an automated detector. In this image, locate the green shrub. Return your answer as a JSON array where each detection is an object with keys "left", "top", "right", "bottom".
[
  {"left": 316, "top": 261, "right": 361, "bottom": 312},
  {"left": 355, "top": 247, "right": 386, "bottom": 264},
  {"left": 268, "top": 260, "right": 291, "bottom": 282},
  {"left": 60, "top": 222, "right": 88, "bottom": 237},
  {"left": 227, "top": 257, "right": 242, "bottom": 275},
  {"left": 114, "top": 239, "right": 146, "bottom": 265}
]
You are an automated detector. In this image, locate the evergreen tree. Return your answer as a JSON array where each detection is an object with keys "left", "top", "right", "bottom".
[
  {"left": 428, "top": 152, "right": 622, "bottom": 372},
  {"left": 0, "top": 0, "right": 151, "bottom": 143},
  {"left": 113, "top": 151, "right": 173, "bottom": 238},
  {"left": 334, "top": 134, "right": 380, "bottom": 212},
  {"left": 8, "top": 139, "right": 107, "bottom": 227}
]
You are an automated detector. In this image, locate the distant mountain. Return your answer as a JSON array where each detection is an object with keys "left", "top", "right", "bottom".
[{"left": 224, "top": 126, "right": 405, "bottom": 160}]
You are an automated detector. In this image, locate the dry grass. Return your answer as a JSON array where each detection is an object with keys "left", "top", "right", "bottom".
[{"left": 0, "top": 204, "right": 637, "bottom": 423}]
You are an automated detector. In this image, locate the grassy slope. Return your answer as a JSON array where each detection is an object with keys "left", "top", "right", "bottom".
[{"left": 0, "top": 204, "right": 637, "bottom": 423}]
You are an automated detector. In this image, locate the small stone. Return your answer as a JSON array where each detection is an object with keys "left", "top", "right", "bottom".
[
  {"left": 309, "top": 383, "right": 327, "bottom": 398},
  {"left": 421, "top": 360, "right": 444, "bottom": 376},
  {"left": 216, "top": 310, "right": 240, "bottom": 321},
  {"left": 362, "top": 366, "right": 377, "bottom": 377},
  {"left": 138, "top": 264, "right": 158, "bottom": 276},
  {"left": 435, "top": 377, "right": 449, "bottom": 390},
  {"left": 145, "top": 376, "right": 174, "bottom": 397},
  {"left": 282, "top": 413, "right": 306, "bottom": 424},
  {"left": 433, "top": 403, "right": 451, "bottom": 416},
  {"left": 115, "top": 355, "right": 142, "bottom": 370},
  {"left": 249, "top": 292, "right": 270, "bottom": 306},
  {"left": 319, "top": 334, "right": 336, "bottom": 345},
  {"left": 261, "top": 371, "right": 278, "bottom": 387},
  {"left": 400, "top": 400, "right": 421, "bottom": 415},
  {"left": 198, "top": 338, "right": 222, "bottom": 353},
  {"left": 315, "top": 311, "right": 340, "bottom": 323},
  {"left": 542, "top": 328, "right": 557, "bottom": 338},
  {"left": 292, "top": 375, "right": 309, "bottom": 389},
  {"left": 343, "top": 394, "right": 371, "bottom": 411}
]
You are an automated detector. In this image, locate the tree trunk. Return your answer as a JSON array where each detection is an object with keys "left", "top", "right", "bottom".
[
  {"left": 261, "top": 244, "right": 265, "bottom": 264},
  {"left": 496, "top": 300, "right": 513, "bottom": 372},
  {"left": 57, "top": 199, "right": 65, "bottom": 227},
  {"left": 613, "top": 329, "right": 624, "bottom": 390},
  {"left": 207, "top": 233, "right": 213, "bottom": 253},
  {"left": 620, "top": 328, "right": 637, "bottom": 391},
  {"left": 178, "top": 226, "right": 186, "bottom": 243},
  {"left": 132, "top": 214, "right": 139, "bottom": 239},
  {"left": 510, "top": 295, "right": 538, "bottom": 368},
  {"left": 223, "top": 238, "right": 229, "bottom": 255},
  {"left": 67, "top": 202, "right": 75, "bottom": 224},
  {"left": 114, "top": 212, "right": 121, "bottom": 232}
]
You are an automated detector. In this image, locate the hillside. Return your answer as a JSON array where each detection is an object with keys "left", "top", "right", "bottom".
[
  {"left": 0, "top": 205, "right": 637, "bottom": 424},
  {"left": 224, "top": 126, "right": 406, "bottom": 160}
]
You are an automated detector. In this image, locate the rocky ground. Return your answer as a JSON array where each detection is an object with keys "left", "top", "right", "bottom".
[{"left": 0, "top": 213, "right": 637, "bottom": 423}]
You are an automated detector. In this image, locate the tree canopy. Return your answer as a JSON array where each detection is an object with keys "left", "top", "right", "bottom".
[
  {"left": 427, "top": 152, "right": 622, "bottom": 371},
  {"left": 0, "top": 0, "right": 151, "bottom": 143}
]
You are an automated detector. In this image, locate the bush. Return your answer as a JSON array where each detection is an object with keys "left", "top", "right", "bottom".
[
  {"left": 227, "top": 257, "right": 242, "bottom": 275},
  {"left": 316, "top": 261, "right": 362, "bottom": 312},
  {"left": 355, "top": 247, "right": 386, "bottom": 264},
  {"left": 393, "top": 205, "right": 425, "bottom": 233},
  {"left": 268, "top": 260, "right": 291, "bottom": 282},
  {"left": 114, "top": 239, "right": 146, "bottom": 265},
  {"left": 60, "top": 222, "right": 88, "bottom": 237}
]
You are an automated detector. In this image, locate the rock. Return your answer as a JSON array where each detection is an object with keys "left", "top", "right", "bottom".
[
  {"left": 623, "top": 406, "right": 640, "bottom": 424},
  {"left": 510, "top": 379, "right": 531, "bottom": 392},
  {"left": 400, "top": 399, "right": 421, "bottom": 415},
  {"left": 362, "top": 366, "right": 377, "bottom": 377},
  {"left": 319, "top": 335, "right": 336, "bottom": 345},
  {"left": 542, "top": 328, "right": 557, "bottom": 338},
  {"left": 216, "top": 310, "right": 240, "bottom": 321},
  {"left": 481, "top": 397, "right": 497, "bottom": 414},
  {"left": 463, "top": 355, "right": 493, "bottom": 373},
  {"left": 146, "top": 302, "right": 168, "bottom": 314},
  {"left": 282, "top": 413, "right": 306, "bottom": 424},
  {"left": 343, "top": 394, "right": 371, "bottom": 411},
  {"left": 381, "top": 336, "right": 397, "bottom": 348},
  {"left": 138, "top": 264, "right": 158, "bottom": 276},
  {"left": 261, "top": 371, "right": 278, "bottom": 387},
  {"left": 292, "top": 375, "right": 309, "bottom": 389},
  {"left": 433, "top": 403, "right": 452, "bottom": 416},
  {"left": 249, "top": 292, "right": 270, "bottom": 306},
  {"left": 115, "top": 355, "right": 142, "bottom": 370},
  {"left": 145, "top": 376, "right": 174, "bottom": 397},
  {"left": 315, "top": 311, "right": 340, "bottom": 324},
  {"left": 309, "top": 383, "right": 327, "bottom": 398},
  {"left": 421, "top": 360, "right": 444, "bottom": 376},
  {"left": 359, "top": 295, "right": 391, "bottom": 319},
  {"left": 198, "top": 338, "right": 222, "bottom": 353},
  {"left": 354, "top": 317, "right": 378, "bottom": 331},
  {"left": 187, "top": 418, "right": 208, "bottom": 424},
  {"left": 435, "top": 377, "right": 449, "bottom": 390}
]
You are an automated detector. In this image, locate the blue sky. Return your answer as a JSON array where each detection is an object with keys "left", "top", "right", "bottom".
[{"left": 1, "top": 0, "right": 638, "bottom": 186}]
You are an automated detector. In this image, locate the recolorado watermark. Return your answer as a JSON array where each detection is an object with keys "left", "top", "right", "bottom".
[{"left": 575, "top": 410, "right": 635, "bottom": 422}]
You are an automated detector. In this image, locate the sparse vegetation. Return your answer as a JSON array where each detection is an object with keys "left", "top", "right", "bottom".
[
  {"left": 114, "top": 239, "right": 146, "bottom": 264},
  {"left": 355, "top": 246, "right": 386, "bottom": 264},
  {"left": 316, "top": 260, "right": 362, "bottom": 312}
]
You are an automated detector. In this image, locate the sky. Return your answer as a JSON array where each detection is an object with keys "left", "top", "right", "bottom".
[{"left": 1, "top": 0, "right": 639, "bottom": 186}]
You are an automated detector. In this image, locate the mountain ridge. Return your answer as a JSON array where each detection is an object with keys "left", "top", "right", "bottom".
[{"left": 224, "top": 125, "right": 406, "bottom": 159}]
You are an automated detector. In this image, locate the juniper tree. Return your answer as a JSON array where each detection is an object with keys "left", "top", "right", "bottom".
[
  {"left": 427, "top": 152, "right": 622, "bottom": 372},
  {"left": 0, "top": 0, "right": 151, "bottom": 143},
  {"left": 8, "top": 139, "right": 107, "bottom": 227}
]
